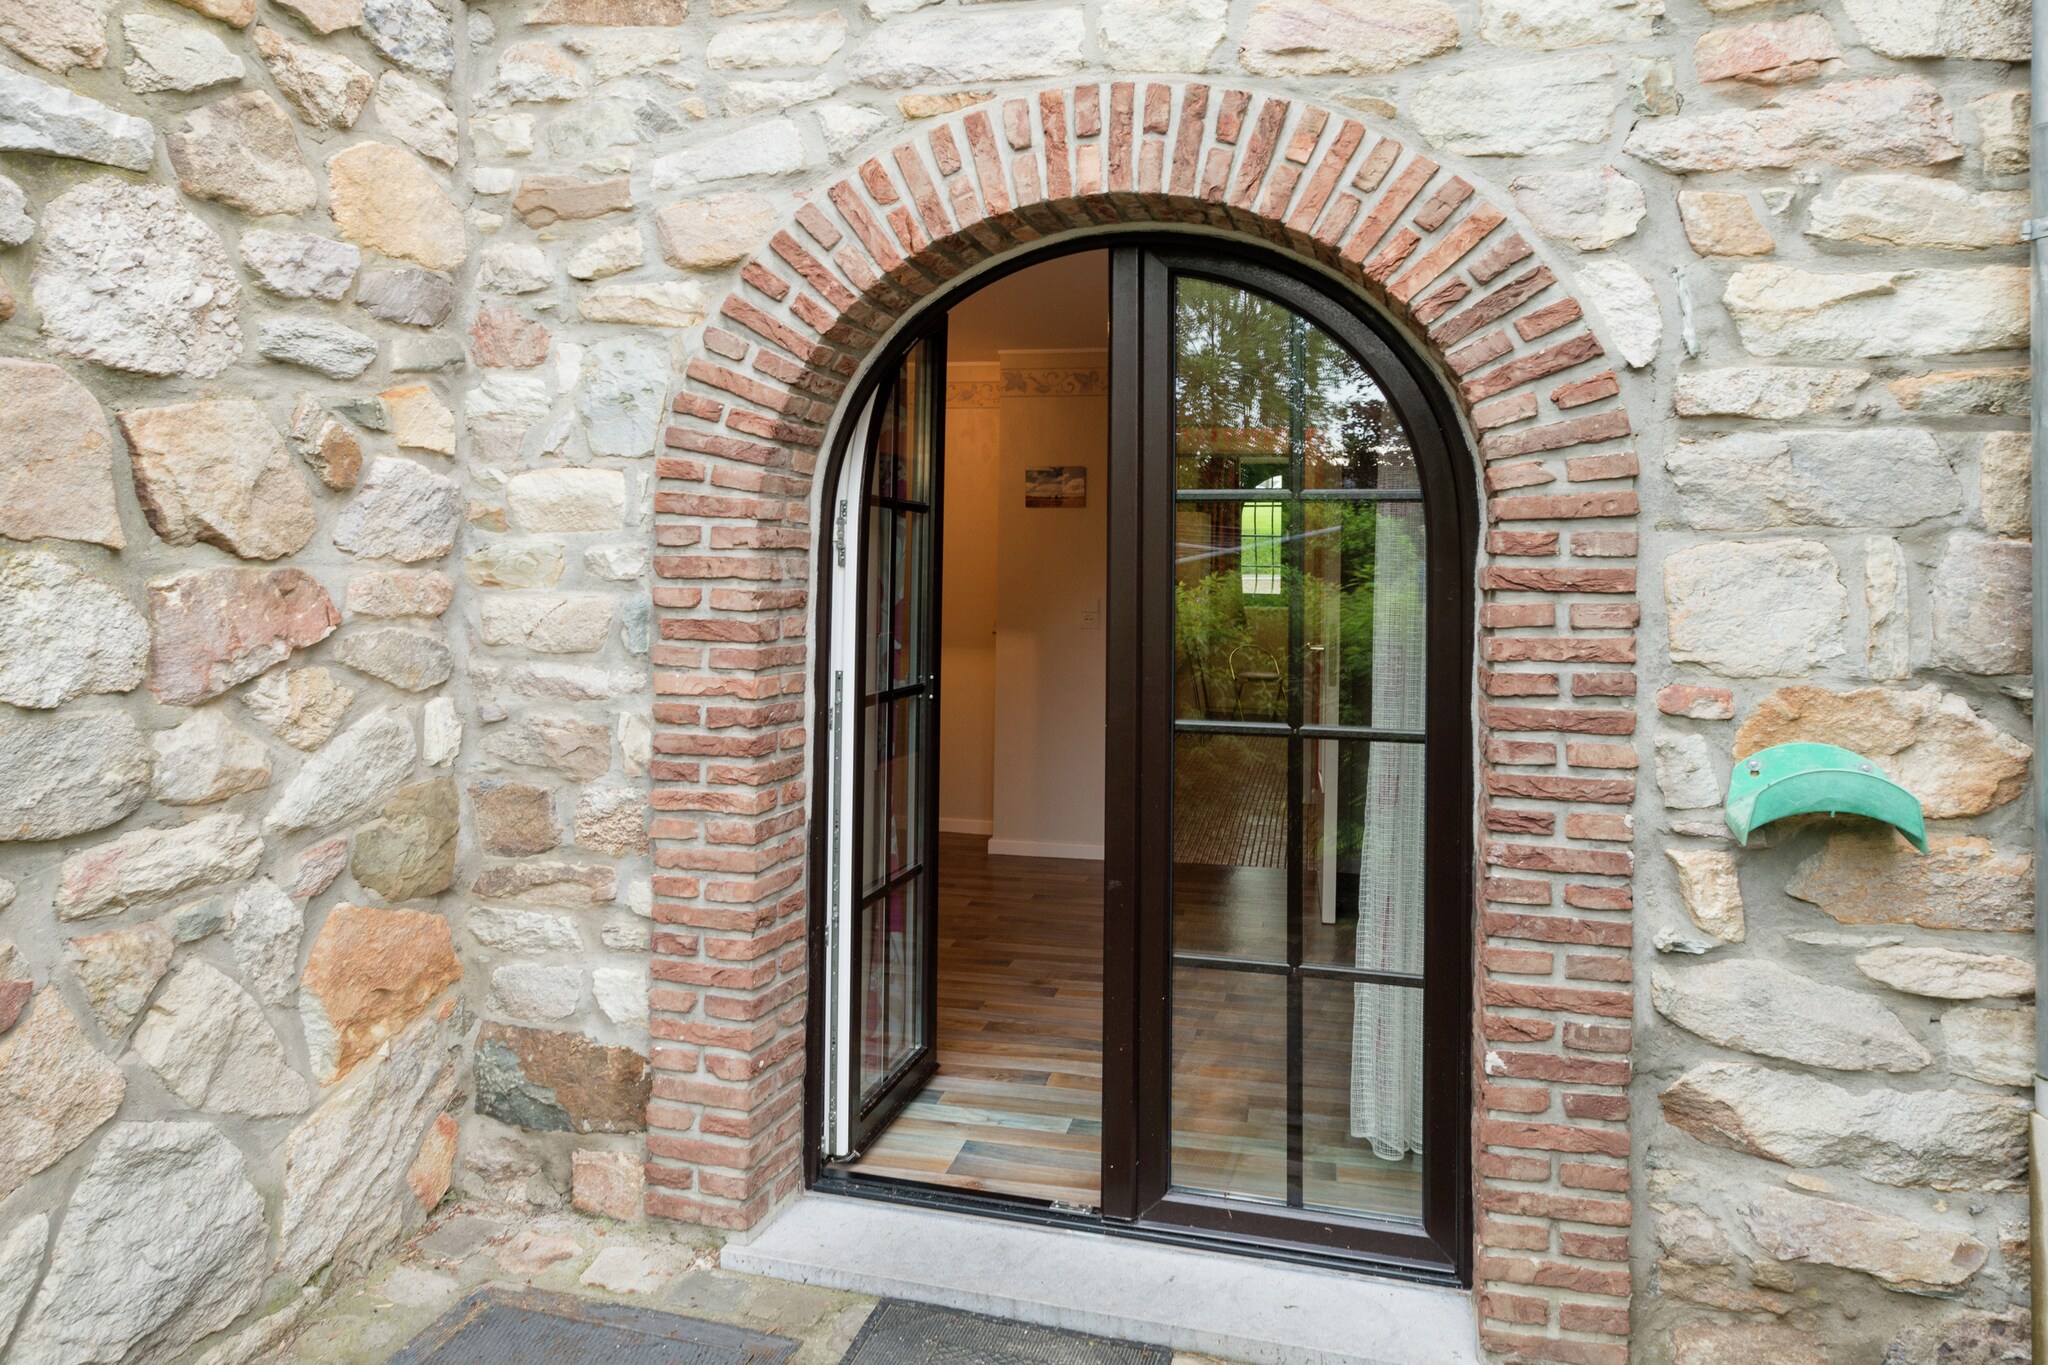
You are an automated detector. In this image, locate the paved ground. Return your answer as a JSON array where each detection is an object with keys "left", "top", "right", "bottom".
[{"left": 282, "top": 1201, "right": 1240, "bottom": 1365}]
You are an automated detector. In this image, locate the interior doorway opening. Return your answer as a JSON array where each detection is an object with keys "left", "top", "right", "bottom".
[
  {"left": 837, "top": 250, "right": 1112, "bottom": 1206},
  {"left": 812, "top": 237, "right": 1473, "bottom": 1281}
]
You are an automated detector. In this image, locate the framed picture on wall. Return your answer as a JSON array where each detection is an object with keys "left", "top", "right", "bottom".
[{"left": 1024, "top": 465, "right": 1087, "bottom": 508}]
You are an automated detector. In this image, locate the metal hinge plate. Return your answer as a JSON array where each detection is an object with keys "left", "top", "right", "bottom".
[
  {"left": 833, "top": 498, "right": 849, "bottom": 567},
  {"left": 2022, "top": 218, "right": 2048, "bottom": 242}
]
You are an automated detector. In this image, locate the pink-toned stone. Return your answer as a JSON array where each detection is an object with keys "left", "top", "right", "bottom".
[
  {"left": 571, "top": 1149, "right": 644, "bottom": 1220},
  {"left": 407, "top": 1112, "right": 458, "bottom": 1210},
  {"left": 272, "top": 0, "right": 361, "bottom": 33},
  {"left": 1673, "top": 1322, "right": 1827, "bottom": 1365},
  {"left": 300, "top": 902, "right": 462, "bottom": 1083},
  {"left": 1694, "top": 15, "right": 1842, "bottom": 85},
  {"left": 292, "top": 836, "right": 351, "bottom": 899},
  {"left": 66, "top": 919, "right": 174, "bottom": 1038},
  {"left": 1626, "top": 77, "right": 1964, "bottom": 173},
  {"left": 470, "top": 308, "right": 552, "bottom": 368},
  {"left": 1658, "top": 684, "right": 1736, "bottom": 720},
  {"left": 148, "top": 568, "right": 341, "bottom": 706},
  {"left": 0, "top": 990, "right": 127, "bottom": 1202},
  {"left": 0, "top": 360, "right": 124, "bottom": 549},
  {"left": 0, "top": 978, "right": 28, "bottom": 1034}
]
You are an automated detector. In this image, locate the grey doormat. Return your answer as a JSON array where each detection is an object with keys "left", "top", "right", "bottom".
[
  {"left": 840, "top": 1300, "right": 1173, "bottom": 1365},
  {"left": 387, "top": 1286, "right": 798, "bottom": 1364}
]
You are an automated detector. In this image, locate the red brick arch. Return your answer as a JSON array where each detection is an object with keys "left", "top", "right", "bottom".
[{"left": 647, "top": 80, "right": 1642, "bottom": 1365}]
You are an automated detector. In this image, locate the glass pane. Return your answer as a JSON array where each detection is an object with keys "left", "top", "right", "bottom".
[
  {"left": 1174, "top": 505, "right": 1286, "bottom": 724},
  {"left": 1302, "top": 325, "right": 1418, "bottom": 492},
  {"left": 1171, "top": 277, "right": 1417, "bottom": 493},
  {"left": 858, "top": 879, "right": 925, "bottom": 1100},
  {"left": 892, "top": 509, "right": 926, "bottom": 687},
  {"left": 861, "top": 699, "right": 884, "bottom": 895},
  {"left": 1173, "top": 733, "right": 1288, "bottom": 963},
  {"left": 863, "top": 503, "right": 892, "bottom": 687},
  {"left": 1171, "top": 964, "right": 1286, "bottom": 1203},
  {"left": 1304, "top": 741, "right": 1425, "bottom": 973},
  {"left": 1302, "top": 501, "right": 1427, "bottom": 732},
  {"left": 886, "top": 695, "right": 924, "bottom": 881},
  {"left": 1304, "top": 978, "right": 1423, "bottom": 1221}
]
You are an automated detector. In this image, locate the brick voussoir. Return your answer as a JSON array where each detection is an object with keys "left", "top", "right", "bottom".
[{"left": 1479, "top": 410, "right": 1634, "bottom": 462}]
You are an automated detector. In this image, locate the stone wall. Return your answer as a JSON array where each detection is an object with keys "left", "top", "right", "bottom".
[
  {"left": 0, "top": 0, "right": 2033, "bottom": 1364},
  {"left": 0, "top": 0, "right": 656, "bottom": 1359}
]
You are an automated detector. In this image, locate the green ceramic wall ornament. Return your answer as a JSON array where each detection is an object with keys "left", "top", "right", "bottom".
[{"left": 1723, "top": 742, "right": 1928, "bottom": 854}]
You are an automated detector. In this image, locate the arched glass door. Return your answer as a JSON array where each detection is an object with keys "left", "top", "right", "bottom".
[
  {"left": 827, "top": 328, "right": 945, "bottom": 1157},
  {"left": 818, "top": 243, "right": 1471, "bottom": 1278},
  {"left": 1109, "top": 247, "right": 1471, "bottom": 1273}
]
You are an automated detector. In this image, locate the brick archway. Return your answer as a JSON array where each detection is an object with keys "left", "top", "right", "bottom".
[{"left": 647, "top": 80, "right": 1642, "bottom": 1365}]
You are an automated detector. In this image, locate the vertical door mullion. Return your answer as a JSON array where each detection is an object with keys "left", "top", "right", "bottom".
[
  {"left": 919, "top": 322, "right": 946, "bottom": 1114},
  {"left": 1101, "top": 247, "right": 1144, "bottom": 1221},
  {"left": 1283, "top": 313, "right": 1308, "bottom": 1210}
]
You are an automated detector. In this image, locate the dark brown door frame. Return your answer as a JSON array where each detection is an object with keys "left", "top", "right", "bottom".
[
  {"left": 1102, "top": 245, "right": 1475, "bottom": 1279},
  {"left": 805, "top": 234, "right": 1475, "bottom": 1286}
]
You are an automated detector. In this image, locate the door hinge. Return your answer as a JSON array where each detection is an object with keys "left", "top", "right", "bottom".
[
  {"left": 2022, "top": 218, "right": 2048, "bottom": 242},
  {"left": 834, "top": 497, "right": 849, "bottom": 567}
]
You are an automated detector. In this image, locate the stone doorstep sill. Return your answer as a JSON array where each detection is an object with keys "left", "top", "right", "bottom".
[{"left": 719, "top": 1192, "right": 1480, "bottom": 1365}]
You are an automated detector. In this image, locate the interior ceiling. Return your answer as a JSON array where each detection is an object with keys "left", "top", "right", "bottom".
[{"left": 944, "top": 250, "right": 1110, "bottom": 364}]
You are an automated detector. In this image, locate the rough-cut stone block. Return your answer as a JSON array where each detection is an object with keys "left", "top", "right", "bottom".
[
  {"left": 328, "top": 142, "right": 466, "bottom": 271},
  {"left": 1929, "top": 532, "right": 2029, "bottom": 676},
  {"left": 1660, "top": 1060, "right": 2026, "bottom": 1190},
  {"left": 350, "top": 777, "right": 458, "bottom": 900},
  {"left": 1665, "top": 540, "right": 1846, "bottom": 678},
  {"left": 0, "top": 991, "right": 126, "bottom": 1202},
  {"left": 1414, "top": 56, "right": 1618, "bottom": 156},
  {"left": 1239, "top": 0, "right": 1458, "bottom": 75},
  {"left": 1841, "top": 0, "right": 2028, "bottom": 60},
  {"left": 9, "top": 1122, "right": 267, "bottom": 1362},
  {"left": 0, "top": 360, "right": 123, "bottom": 549},
  {"left": 1625, "top": 77, "right": 1962, "bottom": 172},
  {"left": 844, "top": 9, "right": 1088, "bottom": 87},
  {"left": 131, "top": 960, "right": 310, "bottom": 1116},
  {"left": 1694, "top": 14, "right": 1841, "bottom": 83},
  {"left": 1666, "top": 429, "right": 1959, "bottom": 531},
  {"left": 1677, "top": 190, "right": 1774, "bottom": 255},
  {"left": 0, "top": 65, "right": 154, "bottom": 169},
  {"left": 1672, "top": 366, "right": 1869, "bottom": 419},
  {"left": 475, "top": 1022, "right": 650, "bottom": 1133},
  {"left": 1739, "top": 686, "right": 2031, "bottom": 820},
  {"left": 148, "top": 567, "right": 339, "bottom": 706},
  {"left": 32, "top": 179, "right": 240, "bottom": 379},
  {"left": 167, "top": 90, "right": 316, "bottom": 216},
  {"left": 300, "top": 902, "right": 461, "bottom": 1083},
  {"left": 121, "top": 400, "right": 318, "bottom": 561},
  {"left": 55, "top": 813, "right": 263, "bottom": 919},
  {"left": 1857, "top": 945, "right": 2034, "bottom": 1001},
  {"left": 0, "top": 551, "right": 148, "bottom": 710},
  {"left": 1508, "top": 167, "right": 1645, "bottom": 250},
  {"left": 572, "top": 1150, "right": 644, "bottom": 1220},
  {"left": 0, "top": 711, "right": 151, "bottom": 841},
  {"left": 1807, "top": 174, "right": 2024, "bottom": 249},
  {"left": 1652, "top": 959, "right": 1930, "bottom": 1071},
  {"left": 1742, "top": 1188, "right": 1986, "bottom": 1292}
]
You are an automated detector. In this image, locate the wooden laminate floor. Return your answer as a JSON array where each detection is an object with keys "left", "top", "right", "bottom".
[
  {"left": 841, "top": 834, "right": 1105, "bottom": 1205},
  {"left": 841, "top": 834, "right": 1423, "bottom": 1222}
]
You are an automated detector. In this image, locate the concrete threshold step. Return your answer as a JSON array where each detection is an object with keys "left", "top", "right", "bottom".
[{"left": 719, "top": 1194, "right": 1480, "bottom": 1365}]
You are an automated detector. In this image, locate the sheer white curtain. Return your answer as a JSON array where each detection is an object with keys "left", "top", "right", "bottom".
[{"left": 1350, "top": 503, "right": 1426, "bottom": 1158}]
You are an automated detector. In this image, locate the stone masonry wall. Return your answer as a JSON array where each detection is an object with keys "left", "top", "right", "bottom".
[
  {"left": 0, "top": 0, "right": 2034, "bottom": 1363},
  {"left": 0, "top": 0, "right": 658, "bottom": 1360}
]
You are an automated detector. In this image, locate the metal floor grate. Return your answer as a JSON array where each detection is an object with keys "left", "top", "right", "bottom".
[
  {"left": 386, "top": 1287, "right": 798, "bottom": 1364},
  {"left": 840, "top": 1299, "right": 1173, "bottom": 1365}
]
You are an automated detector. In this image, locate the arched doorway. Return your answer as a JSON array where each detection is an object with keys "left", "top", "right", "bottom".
[
  {"left": 805, "top": 236, "right": 1476, "bottom": 1278},
  {"left": 649, "top": 83, "right": 1642, "bottom": 1335}
]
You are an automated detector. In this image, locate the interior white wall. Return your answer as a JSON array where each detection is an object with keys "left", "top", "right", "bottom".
[
  {"left": 939, "top": 361, "right": 999, "bottom": 837},
  {"left": 938, "top": 253, "right": 1110, "bottom": 859},
  {"left": 990, "top": 347, "right": 1109, "bottom": 860}
]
